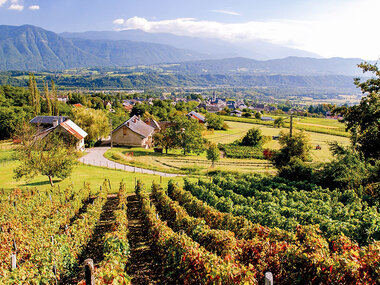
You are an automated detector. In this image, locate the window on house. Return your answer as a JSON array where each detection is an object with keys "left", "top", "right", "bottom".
[{"left": 123, "top": 128, "right": 127, "bottom": 136}]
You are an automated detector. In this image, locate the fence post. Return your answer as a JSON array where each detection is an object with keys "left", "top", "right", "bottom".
[
  {"left": 264, "top": 272, "right": 273, "bottom": 285},
  {"left": 11, "top": 254, "right": 16, "bottom": 270},
  {"left": 84, "top": 258, "right": 95, "bottom": 285}
]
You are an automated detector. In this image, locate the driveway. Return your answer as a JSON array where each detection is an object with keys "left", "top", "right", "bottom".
[{"left": 79, "top": 147, "right": 181, "bottom": 177}]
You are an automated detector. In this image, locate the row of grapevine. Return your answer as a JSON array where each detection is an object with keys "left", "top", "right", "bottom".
[
  {"left": 196, "top": 176, "right": 380, "bottom": 244},
  {"left": 152, "top": 182, "right": 239, "bottom": 258},
  {"left": 3, "top": 181, "right": 109, "bottom": 284},
  {"left": 0, "top": 184, "right": 91, "bottom": 279},
  {"left": 136, "top": 180, "right": 257, "bottom": 284},
  {"left": 168, "top": 181, "right": 380, "bottom": 284},
  {"left": 81, "top": 181, "right": 131, "bottom": 284}
]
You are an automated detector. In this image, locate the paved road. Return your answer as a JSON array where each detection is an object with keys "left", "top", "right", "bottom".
[{"left": 79, "top": 147, "right": 181, "bottom": 177}]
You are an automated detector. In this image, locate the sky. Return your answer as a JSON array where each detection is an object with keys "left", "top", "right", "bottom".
[{"left": 0, "top": 0, "right": 379, "bottom": 60}]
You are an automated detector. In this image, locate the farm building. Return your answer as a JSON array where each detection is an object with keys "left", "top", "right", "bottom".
[
  {"left": 230, "top": 110, "right": 243, "bottom": 117},
  {"left": 30, "top": 116, "right": 88, "bottom": 151},
  {"left": 187, "top": 111, "right": 206, "bottom": 123},
  {"left": 112, "top": 115, "right": 155, "bottom": 148},
  {"left": 261, "top": 116, "right": 275, "bottom": 121}
]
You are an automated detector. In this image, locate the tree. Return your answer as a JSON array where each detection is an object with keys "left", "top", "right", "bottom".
[
  {"left": 207, "top": 143, "right": 220, "bottom": 167},
  {"left": 317, "top": 142, "right": 370, "bottom": 190},
  {"left": 273, "top": 130, "right": 312, "bottom": 167},
  {"left": 71, "top": 108, "right": 111, "bottom": 146},
  {"left": 173, "top": 116, "right": 206, "bottom": 155},
  {"left": 28, "top": 73, "right": 41, "bottom": 116},
  {"left": 43, "top": 80, "right": 52, "bottom": 115},
  {"left": 335, "top": 62, "right": 380, "bottom": 160},
  {"left": 254, "top": 112, "right": 262, "bottom": 119},
  {"left": 241, "top": 128, "right": 264, "bottom": 147},
  {"left": 153, "top": 127, "right": 178, "bottom": 154},
  {"left": 274, "top": 117, "right": 285, "bottom": 128},
  {"left": 13, "top": 124, "right": 77, "bottom": 186},
  {"left": 51, "top": 80, "right": 59, "bottom": 116},
  {"left": 205, "top": 113, "right": 225, "bottom": 130}
]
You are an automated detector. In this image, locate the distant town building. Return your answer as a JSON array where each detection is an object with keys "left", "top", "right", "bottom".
[
  {"left": 187, "top": 111, "right": 206, "bottom": 123},
  {"left": 261, "top": 116, "right": 275, "bottom": 121},
  {"left": 230, "top": 110, "right": 243, "bottom": 117}
]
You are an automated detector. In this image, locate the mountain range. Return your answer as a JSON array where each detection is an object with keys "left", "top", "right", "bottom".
[
  {"left": 60, "top": 29, "right": 319, "bottom": 60},
  {"left": 0, "top": 24, "right": 371, "bottom": 77}
]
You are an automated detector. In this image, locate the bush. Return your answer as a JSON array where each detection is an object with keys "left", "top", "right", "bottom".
[
  {"left": 278, "top": 158, "right": 315, "bottom": 182},
  {"left": 241, "top": 128, "right": 264, "bottom": 147}
]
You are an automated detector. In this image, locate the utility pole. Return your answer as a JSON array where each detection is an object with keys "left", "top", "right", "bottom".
[{"left": 290, "top": 112, "right": 293, "bottom": 138}]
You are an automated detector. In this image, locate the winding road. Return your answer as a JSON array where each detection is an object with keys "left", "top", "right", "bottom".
[{"left": 79, "top": 147, "right": 181, "bottom": 177}]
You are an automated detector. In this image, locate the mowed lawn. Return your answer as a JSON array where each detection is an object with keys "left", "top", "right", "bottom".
[
  {"left": 205, "top": 121, "right": 350, "bottom": 162},
  {"left": 0, "top": 160, "right": 185, "bottom": 194}
]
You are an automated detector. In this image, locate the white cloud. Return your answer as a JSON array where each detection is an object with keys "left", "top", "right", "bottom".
[
  {"left": 114, "top": 0, "right": 380, "bottom": 60},
  {"left": 29, "top": 5, "right": 39, "bottom": 10},
  {"left": 113, "top": 18, "right": 125, "bottom": 25},
  {"left": 212, "top": 9, "right": 240, "bottom": 16},
  {"left": 0, "top": 0, "right": 7, "bottom": 7},
  {"left": 8, "top": 3, "right": 23, "bottom": 11}
]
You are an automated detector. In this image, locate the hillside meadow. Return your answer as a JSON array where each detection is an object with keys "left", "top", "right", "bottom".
[{"left": 205, "top": 120, "right": 350, "bottom": 162}]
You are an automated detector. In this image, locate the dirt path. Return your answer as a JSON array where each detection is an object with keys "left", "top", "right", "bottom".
[
  {"left": 61, "top": 195, "right": 119, "bottom": 284},
  {"left": 126, "top": 194, "right": 166, "bottom": 285}
]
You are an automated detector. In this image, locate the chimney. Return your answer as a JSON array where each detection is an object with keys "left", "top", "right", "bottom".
[
  {"left": 53, "top": 119, "right": 59, "bottom": 127},
  {"left": 134, "top": 118, "right": 137, "bottom": 123}
]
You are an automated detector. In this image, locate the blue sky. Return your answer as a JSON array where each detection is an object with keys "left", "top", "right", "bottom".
[{"left": 0, "top": 0, "right": 379, "bottom": 59}]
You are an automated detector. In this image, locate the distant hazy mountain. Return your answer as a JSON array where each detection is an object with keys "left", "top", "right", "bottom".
[
  {"left": 150, "top": 57, "right": 368, "bottom": 76},
  {"left": 60, "top": 29, "right": 320, "bottom": 60},
  {"left": 0, "top": 25, "right": 110, "bottom": 70},
  {"left": 68, "top": 38, "right": 205, "bottom": 66},
  {"left": 0, "top": 25, "right": 371, "bottom": 76},
  {"left": 0, "top": 25, "right": 207, "bottom": 71}
]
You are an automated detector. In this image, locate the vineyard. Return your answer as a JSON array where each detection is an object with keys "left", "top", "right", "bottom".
[{"left": 1, "top": 177, "right": 379, "bottom": 284}]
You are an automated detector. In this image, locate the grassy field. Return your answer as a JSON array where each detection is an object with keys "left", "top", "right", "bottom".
[
  {"left": 205, "top": 121, "right": 350, "bottom": 162},
  {"left": 220, "top": 115, "right": 349, "bottom": 137},
  {"left": 0, "top": 153, "right": 185, "bottom": 194},
  {"left": 105, "top": 147, "right": 274, "bottom": 175}
]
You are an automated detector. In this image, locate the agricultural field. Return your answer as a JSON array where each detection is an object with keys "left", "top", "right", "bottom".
[
  {"left": 1, "top": 137, "right": 379, "bottom": 284},
  {"left": 220, "top": 115, "right": 350, "bottom": 137},
  {"left": 104, "top": 147, "right": 274, "bottom": 175},
  {"left": 205, "top": 121, "right": 350, "bottom": 162}
]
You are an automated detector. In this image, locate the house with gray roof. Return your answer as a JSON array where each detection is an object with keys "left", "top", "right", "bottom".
[{"left": 112, "top": 115, "right": 155, "bottom": 148}]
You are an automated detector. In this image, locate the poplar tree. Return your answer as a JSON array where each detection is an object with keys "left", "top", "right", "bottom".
[
  {"left": 51, "top": 79, "right": 59, "bottom": 116},
  {"left": 32, "top": 74, "right": 41, "bottom": 115},
  {"left": 28, "top": 73, "right": 35, "bottom": 111},
  {"left": 43, "top": 80, "right": 52, "bottom": 115}
]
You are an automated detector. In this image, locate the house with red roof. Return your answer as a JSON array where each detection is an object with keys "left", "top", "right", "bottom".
[
  {"left": 187, "top": 111, "right": 206, "bottom": 123},
  {"left": 30, "top": 116, "right": 88, "bottom": 151}
]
